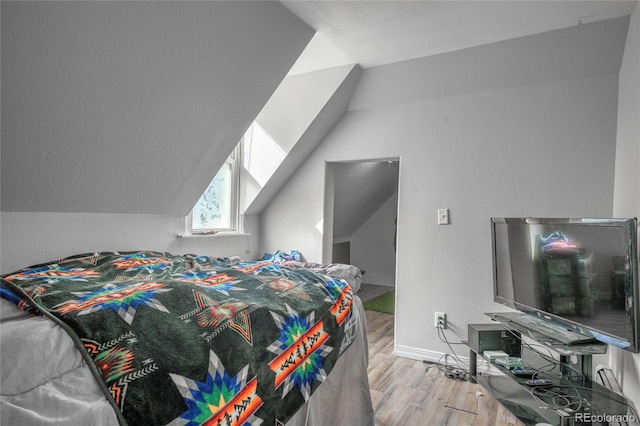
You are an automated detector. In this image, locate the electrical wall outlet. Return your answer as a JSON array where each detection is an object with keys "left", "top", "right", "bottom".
[{"left": 435, "top": 312, "right": 447, "bottom": 329}]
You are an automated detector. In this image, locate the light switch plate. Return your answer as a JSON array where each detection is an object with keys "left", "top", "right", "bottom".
[{"left": 438, "top": 209, "right": 449, "bottom": 225}]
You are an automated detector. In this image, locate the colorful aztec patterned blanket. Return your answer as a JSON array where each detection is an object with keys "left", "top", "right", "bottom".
[{"left": 0, "top": 251, "right": 356, "bottom": 426}]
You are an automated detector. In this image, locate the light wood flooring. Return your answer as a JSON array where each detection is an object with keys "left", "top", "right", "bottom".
[
  {"left": 359, "top": 283, "right": 394, "bottom": 303},
  {"left": 364, "top": 308, "right": 523, "bottom": 426}
]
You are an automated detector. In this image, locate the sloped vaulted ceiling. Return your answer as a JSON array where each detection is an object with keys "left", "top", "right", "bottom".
[{"left": 1, "top": 1, "right": 314, "bottom": 215}]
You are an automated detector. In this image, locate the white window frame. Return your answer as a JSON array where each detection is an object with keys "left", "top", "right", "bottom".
[{"left": 187, "top": 144, "right": 242, "bottom": 235}]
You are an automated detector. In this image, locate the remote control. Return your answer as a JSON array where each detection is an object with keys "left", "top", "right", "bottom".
[{"left": 512, "top": 369, "right": 538, "bottom": 377}]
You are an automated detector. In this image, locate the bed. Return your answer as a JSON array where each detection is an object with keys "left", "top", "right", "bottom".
[{"left": 0, "top": 251, "right": 374, "bottom": 425}]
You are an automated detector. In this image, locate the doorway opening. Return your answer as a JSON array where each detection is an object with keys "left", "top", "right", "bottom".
[{"left": 323, "top": 159, "right": 399, "bottom": 308}]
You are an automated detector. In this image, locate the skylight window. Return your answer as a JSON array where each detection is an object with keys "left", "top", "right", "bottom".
[{"left": 243, "top": 122, "right": 285, "bottom": 187}]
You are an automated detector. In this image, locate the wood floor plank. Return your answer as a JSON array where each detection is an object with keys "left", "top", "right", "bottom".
[{"left": 364, "top": 309, "right": 523, "bottom": 426}]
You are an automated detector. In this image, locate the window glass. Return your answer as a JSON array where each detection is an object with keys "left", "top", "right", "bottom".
[
  {"left": 192, "top": 162, "right": 233, "bottom": 230},
  {"left": 189, "top": 121, "right": 286, "bottom": 234}
]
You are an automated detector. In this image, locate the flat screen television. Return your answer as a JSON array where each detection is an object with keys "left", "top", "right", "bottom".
[{"left": 491, "top": 217, "right": 640, "bottom": 352}]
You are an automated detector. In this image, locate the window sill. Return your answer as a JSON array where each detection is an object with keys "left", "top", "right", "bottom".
[{"left": 177, "top": 232, "right": 250, "bottom": 239}]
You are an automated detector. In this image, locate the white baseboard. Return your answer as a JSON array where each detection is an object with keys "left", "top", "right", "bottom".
[
  {"left": 394, "top": 344, "right": 502, "bottom": 375},
  {"left": 394, "top": 344, "right": 443, "bottom": 363}
]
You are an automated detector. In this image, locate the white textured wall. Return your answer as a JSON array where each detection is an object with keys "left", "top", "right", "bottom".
[
  {"left": 261, "top": 20, "right": 623, "bottom": 360},
  {"left": 350, "top": 194, "right": 397, "bottom": 287},
  {"left": 0, "top": 212, "right": 256, "bottom": 275},
  {"left": 0, "top": 1, "right": 308, "bottom": 273},
  {"left": 1, "top": 1, "right": 312, "bottom": 215},
  {"left": 610, "top": 4, "right": 640, "bottom": 409}
]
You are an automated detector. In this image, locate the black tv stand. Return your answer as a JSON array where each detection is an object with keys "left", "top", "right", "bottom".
[
  {"left": 488, "top": 311, "right": 607, "bottom": 379},
  {"left": 467, "top": 313, "right": 638, "bottom": 425}
]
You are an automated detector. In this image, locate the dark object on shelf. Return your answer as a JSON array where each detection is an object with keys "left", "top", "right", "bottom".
[{"left": 610, "top": 255, "right": 629, "bottom": 309}]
